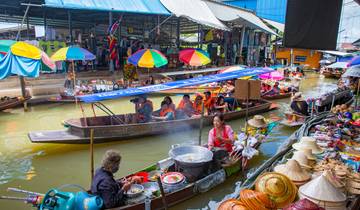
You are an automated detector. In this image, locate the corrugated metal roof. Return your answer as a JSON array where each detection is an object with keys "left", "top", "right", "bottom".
[{"left": 44, "top": 0, "right": 171, "bottom": 15}]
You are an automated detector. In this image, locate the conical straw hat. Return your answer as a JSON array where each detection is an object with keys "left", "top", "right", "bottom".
[
  {"left": 239, "top": 189, "right": 275, "bottom": 210},
  {"left": 292, "top": 137, "right": 324, "bottom": 154},
  {"left": 274, "top": 159, "right": 311, "bottom": 183},
  {"left": 290, "top": 151, "right": 312, "bottom": 169},
  {"left": 322, "top": 170, "right": 345, "bottom": 189},
  {"left": 248, "top": 115, "right": 268, "bottom": 128},
  {"left": 299, "top": 148, "right": 316, "bottom": 160},
  {"left": 283, "top": 198, "right": 325, "bottom": 210},
  {"left": 255, "top": 172, "right": 297, "bottom": 208},
  {"left": 299, "top": 174, "right": 346, "bottom": 202},
  {"left": 298, "top": 192, "right": 346, "bottom": 210},
  {"left": 217, "top": 199, "right": 247, "bottom": 210}
]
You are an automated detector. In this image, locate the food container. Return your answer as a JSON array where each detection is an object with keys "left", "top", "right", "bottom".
[{"left": 125, "top": 184, "right": 144, "bottom": 198}]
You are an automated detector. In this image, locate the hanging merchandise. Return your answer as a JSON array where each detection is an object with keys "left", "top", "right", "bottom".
[{"left": 107, "top": 16, "right": 123, "bottom": 69}]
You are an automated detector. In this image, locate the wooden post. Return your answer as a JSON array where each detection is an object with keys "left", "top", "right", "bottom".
[
  {"left": 90, "top": 129, "right": 95, "bottom": 182},
  {"left": 176, "top": 18, "right": 180, "bottom": 49},
  {"left": 156, "top": 177, "right": 168, "bottom": 210},
  {"left": 198, "top": 102, "right": 205, "bottom": 146},
  {"left": 244, "top": 80, "right": 250, "bottom": 147}
]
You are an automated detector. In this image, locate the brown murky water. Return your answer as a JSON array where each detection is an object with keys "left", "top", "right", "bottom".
[{"left": 0, "top": 73, "right": 337, "bottom": 209}]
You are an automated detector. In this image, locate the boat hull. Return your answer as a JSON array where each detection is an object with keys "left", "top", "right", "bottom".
[
  {"left": 29, "top": 100, "right": 272, "bottom": 144},
  {"left": 0, "top": 96, "right": 31, "bottom": 111},
  {"left": 262, "top": 92, "right": 292, "bottom": 100}
]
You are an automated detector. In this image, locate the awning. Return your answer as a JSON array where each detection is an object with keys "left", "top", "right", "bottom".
[
  {"left": 160, "top": 0, "right": 229, "bottom": 31},
  {"left": 204, "top": 1, "right": 277, "bottom": 35},
  {"left": 319, "top": 50, "right": 353, "bottom": 57},
  {"left": 161, "top": 66, "right": 226, "bottom": 76},
  {"left": 326, "top": 62, "right": 348, "bottom": 69},
  {"left": 44, "top": 0, "right": 171, "bottom": 15},
  {"left": 262, "top": 18, "right": 284, "bottom": 33}
]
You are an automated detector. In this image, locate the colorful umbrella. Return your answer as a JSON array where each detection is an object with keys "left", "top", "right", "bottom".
[
  {"left": 0, "top": 40, "right": 55, "bottom": 70},
  {"left": 259, "top": 70, "right": 284, "bottom": 80},
  {"left": 51, "top": 46, "right": 96, "bottom": 61},
  {"left": 179, "top": 48, "right": 211, "bottom": 66},
  {"left": 127, "top": 49, "right": 168, "bottom": 68},
  {"left": 348, "top": 56, "right": 360, "bottom": 67}
]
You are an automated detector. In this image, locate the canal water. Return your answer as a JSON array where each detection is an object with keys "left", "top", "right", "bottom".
[{"left": 0, "top": 73, "right": 337, "bottom": 210}]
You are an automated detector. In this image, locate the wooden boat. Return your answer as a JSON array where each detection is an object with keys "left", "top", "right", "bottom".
[
  {"left": 322, "top": 71, "right": 334, "bottom": 78},
  {"left": 28, "top": 99, "right": 273, "bottom": 144},
  {"left": 0, "top": 96, "right": 31, "bottom": 111},
  {"left": 280, "top": 112, "right": 307, "bottom": 127},
  {"left": 261, "top": 92, "right": 292, "bottom": 100}
]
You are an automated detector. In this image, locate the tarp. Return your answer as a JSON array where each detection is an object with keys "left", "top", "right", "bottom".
[
  {"left": 326, "top": 62, "right": 348, "bottom": 69},
  {"left": 44, "top": 0, "right": 171, "bottom": 15},
  {"left": 0, "top": 52, "right": 40, "bottom": 79},
  {"left": 78, "top": 66, "right": 274, "bottom": 103},
  {"left": 205, "top": 1, "right": 277, "bottom": 35},
  {"left": 342, "top": 65, "right": 360, "bottom": 78},
  {"left": 262, "top": 18, "right": 284, "bottom": 33},
  {"left": 160, "top": 0, "right": 229, "bottom": 31},
  {"left": 161, "top": 66, "right": 225, "bottom": 76},
  {"left": 319, "top": 50, "right": 353, "bottom": 57}
]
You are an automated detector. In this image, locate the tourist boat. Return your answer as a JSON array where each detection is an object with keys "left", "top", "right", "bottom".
[
  {"left": 0, "top": 96, "right": 31, "bottom": 111},
  {"left": 261, "top": 92, "right": 292, "bottom": 100},
  {"left": 28, "top": 99, "right": 273, "bottom": 144}
]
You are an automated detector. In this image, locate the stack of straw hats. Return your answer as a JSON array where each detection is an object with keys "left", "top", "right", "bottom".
[
  {"left": 283, "top": 198, "right": 325, "bottom": 210},
  {"left": 290, "top": 151, "right": 313, "bottom": 169},
  {"left": 313, "top": 159, "right": 350, "bottom": 187},
  {"left": 299, "top": 173, "right": 347, "bottom": 210},
  {"left": 274, "top": 159, "right": 311, "bottom": 186},
  {"left": 346, "top": 172, "right": 360, "bottom": 195},
  {"left": 255, "top": 172, "right": 297, "bottom": 208},
  {"left": 239, "top": 189, "right": 275, "bottom": 210},
  {"left": 292, "top": 137, "right": 324, "bottom": 154},
  {"left": 217, "top": 199, "right": 247, "bottom": 210}
]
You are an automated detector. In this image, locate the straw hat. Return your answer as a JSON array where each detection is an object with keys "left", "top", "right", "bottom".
[
  {"left": 291, "top": 92, "right": 304, "bottom": 101},
  {"left": 239, "top": 189, "right": 275, "bottom": 210},
  {"left": 217, "top": 199, "right": 247, "bottom": 210},
  {"left": 299, "top": 148, "right": 316, "bottom": 160},
  {"left": 299, "top": 174, "right": 346, "bottom": 203},
  {"left": 290, "top": 151, "right": 313, "bottom": 169},
  {"left": 255, "top": 172, "right": 297, "bottom": 208},
  {"left": 292, "top": 137, "right": 324, "bottom": 154},
  {"left": 274, "top": 159, "right": 311, "bottom": 184},
  {"left": 248, "top": 115, "right": 268, "bottom": 128},
  {"left": 283, "top": 198, "right": 325, "bottom": 210}
]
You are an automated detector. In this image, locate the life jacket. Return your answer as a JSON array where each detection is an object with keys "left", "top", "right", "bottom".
[
  {"left": 193, "top": 102, "right": 202, "bottom": 114},
  {"left": 160, "top": 107, "right": 174, "bottom": 117},
  {"left": 213, "top": 126, "right": 233, "bottom": 152},
  {"left": 204, "top": 97, "right": 215, "bottom": 111},
  {"left": 178, "top": 100, "right": 193, "bottom": 110}
]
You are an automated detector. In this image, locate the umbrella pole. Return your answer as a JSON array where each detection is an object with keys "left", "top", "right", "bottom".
[
  {"left": 72, "top": 61, "right": 77, "bottom": 105},
  {"left": 19, "top": 76, "right": 28, "bottom": 111}
]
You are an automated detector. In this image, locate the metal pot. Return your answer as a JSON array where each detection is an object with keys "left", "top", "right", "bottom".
[{"left": 169, "top": 145, "right": 213, "bottom": 167}]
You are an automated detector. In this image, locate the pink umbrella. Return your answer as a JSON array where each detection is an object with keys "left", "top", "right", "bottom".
[{"left": 259, "top": 71, "right": 284, "bottom": 80}]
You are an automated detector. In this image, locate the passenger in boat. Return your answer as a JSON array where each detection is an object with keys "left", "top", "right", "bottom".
[
  {"left": 223, "top": 80, "right": 235, "bottom": 97},
  {"left": 145, "top": 75, "right": 155, "bottom": 85},
  {"left": 290, "top": 92, "right": 309, "bottom": 116},
  {"left": 134, "top": 95, "right": 153, "bottom": 123},
  {"left": 152, "top": 101, "right": 175, "bottom": 121},
  {"left": 263, "top": 82, "right": 280, "bottom": 96},
  {"left": 204, "top": 91, "right": 216, "bottom": 115},
  {"left": 163, "top": 96, "right": 176, "bottom": 111},
  {"left": 208, "top": 113, "right": 234, "bottom": 152},
  {"left": 91, "top": 150, "right": 142, "bottom": 209},
  {"left": 193, "top": 94, "right": 204, "bottom": 115},
  {"left": 214, "top": 95, "right": 228, "bottom": 113},
  {"left": 261, "top": 83, "right": 271, "bottom": 94},
  {"left": 177, "top": 94, "right": 194, "bottom": 117}
]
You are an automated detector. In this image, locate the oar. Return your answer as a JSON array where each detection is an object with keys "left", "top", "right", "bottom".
[{"left": 156, "top": 177, "right": 168, "bottom": 210}]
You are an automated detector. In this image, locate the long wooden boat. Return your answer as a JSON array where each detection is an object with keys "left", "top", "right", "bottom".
[
  {"left": 261, "top": 92, "right": 292, "bottom": 100},
  {"left": 28, "top": 99, "right": 273, "bottom": 144},
  {"left": 0, "top": 96, "right": 31, "bottom": 111}
]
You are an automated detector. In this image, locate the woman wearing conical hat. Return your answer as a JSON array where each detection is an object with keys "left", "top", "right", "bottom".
[{"left": 290, "top": 92, "right": 309, "bottom": 116}]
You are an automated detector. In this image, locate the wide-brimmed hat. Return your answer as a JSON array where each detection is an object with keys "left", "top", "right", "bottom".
[
  {"left": 292, "top": 92, "right": 303, "bottom": 101},
  {"left": 292, "top": 137, "right": 324, "bottom": 154},
  {"left": 274, "top": 159, "right": 311, "bottom": 184},
  {"left": 248, "top": 115, "right": 268, "bottom": 128},
  {"left": 255, "top": 172, "right": 297, "bottom": 208},
  {"left": 299, "top": 148, "right": 316, "bottom": 160},
  {"left": 239, "top": 189, "right": 275, "bottom": 209},
  {"left": 283, "top": 198, "right": 325, "bottom": 210},
  {"left": 299, "top": 174, "right": 346, "bottom": 203},
  {"left": 290, "top": 151, "right": 313, "bottom": 169},
  {"left": 217, "top": 199, "right": 247, "bottom": 210}
]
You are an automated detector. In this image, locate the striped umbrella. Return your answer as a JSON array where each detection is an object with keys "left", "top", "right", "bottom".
[
  {"left": 179, "top": 48, "right": 211, "bottom": 66},
  {"left": 51, "top": 46, "right": 95, "bottom": 61},
  {"left": 127, "top": 49, "right": 168, "bottom": 68}
]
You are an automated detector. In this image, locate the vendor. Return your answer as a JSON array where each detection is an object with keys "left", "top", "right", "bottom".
[
  {"left": 208, "top": 113, "right": 234, "bottom": 152},
  {"left": 290, "top": 92, "right": 309, "bottom": 116},
  {"left": 134, "top": 95, "right": 153, "bottom": 123},
  {"left": 152, "top": 101, "right": 175, "bottom": 121},
  {"left": 247, "top": 115, "right": 268, "bottom": 136},
  {"left": 91, "top": 150, "right": 141, "bottom": 209}
]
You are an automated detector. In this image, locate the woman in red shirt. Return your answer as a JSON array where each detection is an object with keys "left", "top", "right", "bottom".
[{"left": 208, "top": 113, "right": 234, "bottom": 152}]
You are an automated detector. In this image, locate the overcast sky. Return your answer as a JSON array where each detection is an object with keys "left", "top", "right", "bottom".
[{"left": 339, "top": 0, "right": 360, "bottom": 43}]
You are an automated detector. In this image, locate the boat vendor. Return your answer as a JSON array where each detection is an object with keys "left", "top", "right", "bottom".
[
  {"left": 208, "top": 113, "right": 235, "bottom": 152},
  {"left": 152, "top": 101, "right": 175, "bottom": 121},
  {"left": 177, "top": 94, "right": 195, "bottom": 117},
  {"left": 133, "top": 95, "right": 153, "bottom": 123},
  {"left": 290, "top": 92, "right": 309, "bottom": 116},
  {"left": 247, "top": 115, "right": 268, "bottom": 136},
  {"left": 91, "top": 150, "right": 142, "bottom": 209},
  {"left": 204, "top": 91, "right": 216, "bottom": 115}
]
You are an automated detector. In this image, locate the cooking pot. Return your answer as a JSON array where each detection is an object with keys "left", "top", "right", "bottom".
[{"left": 169, "top": 145, "right": 213, "bottom": 167}]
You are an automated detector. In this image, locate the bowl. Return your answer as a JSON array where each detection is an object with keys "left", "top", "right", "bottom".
[{"left": 125, "top": 184, "right": 144, "bottom": 198}]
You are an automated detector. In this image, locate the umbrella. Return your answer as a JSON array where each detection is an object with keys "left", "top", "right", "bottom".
[
  {"left": 259, "top": 70, "right": 284, "bottom": 80},
  {"left": 348, "top": 56, "right": 360, "bottom": 67},
  {"left": 179, "top": 48, "right": 211, "bottom": 66},
  {"left": 0, "top": 41, "right": 55, "bottom": 79},
  {"left": 0, "top": 40, "right": 55, "bottom": 70},
  {"left": 127, "top": 49, "right": 168, "bottom": 68},
  {"left": 342, "top": 65, "right": 360, "bottom": 78}
]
